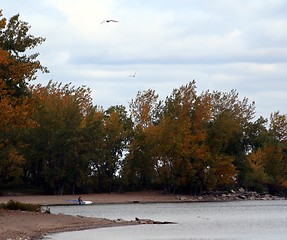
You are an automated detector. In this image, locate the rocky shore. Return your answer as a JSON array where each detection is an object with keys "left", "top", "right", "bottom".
[{"left": 184, "top": 189, "right": 285, "bottom": 202}]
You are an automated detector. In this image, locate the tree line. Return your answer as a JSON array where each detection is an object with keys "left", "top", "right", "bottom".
[{"left": 1, "top": 10, "right": 287, "bottom": 195}]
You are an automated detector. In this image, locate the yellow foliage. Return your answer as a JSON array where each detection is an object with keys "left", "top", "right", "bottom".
[
  {"left": 0, "top": 14, "right": 6, "bottom": 29},
  {"left": 247, "top": 148, "right": 265, "bottom": 172},
  {"left": 0, "top": 96, "right": 36, "bottom": 130},
  {"left": 279, "top": 178, "right": 287, "bottom": 189}
]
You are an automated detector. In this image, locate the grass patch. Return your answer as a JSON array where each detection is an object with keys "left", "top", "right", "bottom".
[{"left": 0, "top": 200, "right": 42, "bottom": 212}]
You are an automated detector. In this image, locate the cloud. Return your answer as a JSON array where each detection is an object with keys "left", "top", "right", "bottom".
[{"left": 1, "top": 0, "right": 286, "bottom": 118}]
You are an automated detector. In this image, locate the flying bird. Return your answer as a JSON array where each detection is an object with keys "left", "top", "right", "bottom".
[
  {"left": 129, "top": 71, "right": 137, "bottom": 77},
  {"left": 101, "top": 20, "right": 119, "bottom": 24}
]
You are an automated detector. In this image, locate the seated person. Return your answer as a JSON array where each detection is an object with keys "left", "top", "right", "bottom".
[{"left": 78, "top": 196, "right": 84, "bottom": 205}]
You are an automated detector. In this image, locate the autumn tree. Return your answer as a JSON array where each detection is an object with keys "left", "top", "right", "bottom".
[
  {"left": 269, "top": 112, "right": 287, "bottom": 143},
  {"left": 154, "top": 82, "right": 198, "bottom": 193},
  {"left": 80, "top": 106, "right": 105, "bottom": 192},
  {"left": 21, "top": 81, "right": 92, "bottom": 194},
  {"left": 83, "top": 105, "right": 132, "bottom": 192},
  {"left": 0, "top": 10, "right": 47, "bottom": 192},
  {"left": 123, "top": 89, "right": 163, "bottom": 189},
  {"left": 206, "top": 90, "right": 255, "bottom": 187},
  {"left": 243, "top": 117, "right": 270, "bottom": 192},
  {"left": 244, "top": 116, "right": 269, "bottom": 153},
  {"left": 154, "top": 82, "right": 219, "bottom": 194},
  {"left": 0, "top": 10, "right": 47, "bottom": 97},
  {"left": 266, "top": 112, "right": 287, "bottom": 193}
]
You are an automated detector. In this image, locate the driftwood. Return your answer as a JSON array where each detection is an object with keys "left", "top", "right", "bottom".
[{"left": 135, "top": 217, "right": 175, "bottom": 224}]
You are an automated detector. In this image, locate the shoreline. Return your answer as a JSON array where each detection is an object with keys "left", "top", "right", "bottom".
[
  {"left": 0, "top": 208, "right": 139, "bottom": 240},
  {"left": 0, "top": 191, "right": 189, "bottom": 240},
  {"left": 0, "top": 191, "right": 285, "bottom": 239}
]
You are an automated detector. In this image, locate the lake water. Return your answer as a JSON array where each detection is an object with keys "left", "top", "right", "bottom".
[{"left": 45, "top": 200, "right": 287, "bottom": 240}]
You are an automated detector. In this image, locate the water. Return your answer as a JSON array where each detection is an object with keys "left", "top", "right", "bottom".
[{"left": 45, "top": 200, "right": 287, "bottom": 240}]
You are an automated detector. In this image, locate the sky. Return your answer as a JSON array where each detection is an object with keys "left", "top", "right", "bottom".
[{"left": 1, "top": 0, "right": 287, "bottom": 119}]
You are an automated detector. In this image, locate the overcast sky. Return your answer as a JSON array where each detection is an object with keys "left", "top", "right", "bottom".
[{"left": 2, "top": 0, "right": 287, "bottom": 119}]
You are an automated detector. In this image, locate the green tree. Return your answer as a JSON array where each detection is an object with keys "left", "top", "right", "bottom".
[
  {"left": 244, "top": 116, "right": 269, "bottom": 153},
  {"left": 83, "top": 105, "right": 132, "bottom": 192},
  {"left": 80, "top": 106, "right": 106, "bottom": 192},
  {"left": 245, "top": 112, "right": 287, "bottom": 194},
  {"left": 207, "top": 90, "right": 255, "bottom": 187},
  {"left": 266, "top": 112, "right": 287, "bottom": 194},
  {"left": 269, "top": 111, "right": 287, "bottom": 142},
  {"left": 103, "top": 106, "right": 132, "bottom": 192},
  {"left": 244, "top": 117, "right": 270, "bottom": 192}
]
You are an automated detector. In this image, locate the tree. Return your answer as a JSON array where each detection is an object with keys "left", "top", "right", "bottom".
[
  {"left": 0, "top": 10, "right": 47, "bottom": 192},
  {"left": 244, "top": 116, "right": 269, "bottom": 153},
  {"left": 156, "top": 81, "right": 199, "bottom": 193},
  {"left": 0, "top": 10, "right": 48, "bottom": 97},
  {"left": 102, "top": 106, "right": 132, "bottom": 192},
  {"left": 269, "top": 112, "right": 287, "bottom": 143},
  {"left": 154, "top": 81, "right": 213, "bottom": 194},
  {"left": 22, "top": 81, "right": 92, "bottom": 194},
  {"left": 80, "top": 106, "right": 106, "bottom": 192},
  {"left": 245, "top": 112, "right": 287, "bottom": 194},
  {"left": 83, "top": 105, "right": 132, "bottom": 192},
  {"left": 207, "top": 90, "right": 255, "bottom": 187},
  {"left": 266, "top": 112, "right": 287, "bottom": 194},
  {"left": 124, "top": 89, "right": 163, "bottom": 189}
]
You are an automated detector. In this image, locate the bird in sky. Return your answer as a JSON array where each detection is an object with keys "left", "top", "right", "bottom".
[
  {"left": 129, "top": 71, "right": 137, "bottom": 77},
  {"left": 101, "top": 20, "right": 119, "bottom": 24}
]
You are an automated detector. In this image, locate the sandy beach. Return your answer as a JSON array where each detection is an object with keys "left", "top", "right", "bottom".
[{"left": 0, "top": 191, "right": 193, "bottom": 240}]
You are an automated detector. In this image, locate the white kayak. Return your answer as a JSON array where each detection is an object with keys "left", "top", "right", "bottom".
[{"left": 67, "top": 200, "right": 92, "bottom": 205}]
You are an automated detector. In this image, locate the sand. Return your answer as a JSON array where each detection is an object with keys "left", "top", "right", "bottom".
[{"left": 0, "top": 191, "right": 193, "bottom": 240}]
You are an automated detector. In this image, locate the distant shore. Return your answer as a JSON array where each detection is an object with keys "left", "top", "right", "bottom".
[{"left": 0, "top": 191, "right": 285, "bottom": 239}]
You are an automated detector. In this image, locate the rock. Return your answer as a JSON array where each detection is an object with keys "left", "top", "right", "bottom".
[
  {"left": 135, "top": 217, "right": 175, "bottom": 224},
  {"left": 176, "top": 196, "right": 187, "bottom": 200},
  {"left": 238, "top": 188, "right": 245, "bottom": 193},
  {"left": 238, "top": 195, "right": 246, "bottom": 199}
]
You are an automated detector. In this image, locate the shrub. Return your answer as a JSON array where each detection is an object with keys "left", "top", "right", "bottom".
[{"left": 0, "top": 200, "right": 42, "bottom": 212}]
